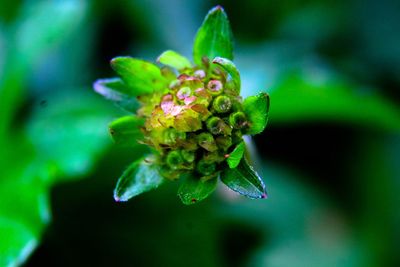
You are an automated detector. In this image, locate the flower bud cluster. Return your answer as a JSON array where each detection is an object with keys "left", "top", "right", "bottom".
[{"left": 139, "top": 64, "right": 249, "bottom": 180}]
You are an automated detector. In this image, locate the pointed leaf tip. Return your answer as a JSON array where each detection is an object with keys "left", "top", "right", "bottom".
[
  {"left": 221, "top": 158, "right": 267, "bottom": 199},
  {"left": 93, "top": 78, "right": 140, "bottom": 112},
  {"left": 114, "top": 157, "right": 165, "bottom": 202},
  {"left": 193, "top": 6, "right": 234, "bottom": 65},
  {"left": 211, "top": 5, "right": 224, "bottom": 12}
]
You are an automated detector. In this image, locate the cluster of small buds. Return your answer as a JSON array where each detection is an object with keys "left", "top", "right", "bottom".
[
  {"left": 138, "top": 61, "right": 249, "bottom": 181},
  {"left": 94, "top": 5, "right": 269, "bottom": 204}
]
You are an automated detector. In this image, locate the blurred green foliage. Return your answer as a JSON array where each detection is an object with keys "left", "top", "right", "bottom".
[{"left": 0, "top": 0, "right": 399, "bottom": 266}]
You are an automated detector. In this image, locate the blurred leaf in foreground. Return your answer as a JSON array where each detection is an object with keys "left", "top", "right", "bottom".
[
  {"left": 26, "top": 90, "right": 116, "bottom": 182},
  {"left": 0, "top": 0, "right": 87, "bottom": 142},
  {"left": 257, "top": 67, "right": 400, "bottom": 131}
]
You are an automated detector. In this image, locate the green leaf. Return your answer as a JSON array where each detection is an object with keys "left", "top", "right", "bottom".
[
  {"left": 0, "top": 218, "right": 37, "bottom": 267},
  {"left": 110, "top": 57, "right": 168, "bottom": 96},
  {"left": 93, "top": 78, "right": 140, "bottom": 112},
  {"left": 157, "top": 50, "right": 192, "bottom": 70},
  {"left": 178, "top": 175, "right": 217, "bottom": 205},
  {"left": 0, "top": 1, "right": 86, "bottom": 143},
  {"left": 227, "top": 142, "right": 245, "bottom": 168},
  {"left": 16, "top": 1, "right": 87, "bottom": 62},
  {"left": 193, "top": 6, "right": 234, "bottom": 65},
  {"left": 114, "top": 157, "right": 165, "bottom": 202},
  {"left": 26, "top": 90, "right": 115, "bottom": 180},
  {"left": 212, "top": 57, "right": 240, "bottom": 93},
  {"left": 109, "top": 116, "right": 145, "bottom": 147},
  {"left": 221, "top": 158, "right": 267, "bottom": 199},
  {"left": 269, "top": 72, "right": 400, "bottom": 131},
  {"left": 243, "top": 93, "right": 270, "bottom": 135},
  {"left": 0, "top": 172, "right": 50, "bottom": 267}
]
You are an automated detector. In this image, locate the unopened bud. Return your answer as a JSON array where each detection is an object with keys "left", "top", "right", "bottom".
[
  {"left": 163, "top": 128, "right": 186, "bottom": 145},
  {"left": 229, "top": 111, "right": 247, "bottom": 129},
  {"left": 207, "top": 80, "right": 223, "bottom": 95},
  {"left": 166, "top": 151, "right": 183, "bottom": 169},
  {"left": 181, "top": 150, "right": 195, "bottom": 163},
  {"left": 206, "top": 117, "right": 222, "bottom": 135},
  {"left": 206, "top": 116, "right": 232, "bottom": 136},
  {"left": 212, "top": 95, "right": 231, "bottom": 113},
  {"left": 197, "top": 132, "right": 217, "bottom": 151},
  {"left": 196, "top": 159, "right": 216, "bottom": 176},
  {"left": 194, "top": 69, "right": 206, "bottom": 79},
  {"left": 177, "top": 87, "right": 192, "bottom": 100}
]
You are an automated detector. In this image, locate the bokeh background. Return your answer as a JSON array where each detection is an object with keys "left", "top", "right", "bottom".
[{"left": 1, "top": 0, "right": 399, "bottom": 266}]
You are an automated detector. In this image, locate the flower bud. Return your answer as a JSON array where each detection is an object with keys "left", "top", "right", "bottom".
[
  {"left": 197, "top": 132, "right": 217, "bottom": 151},
  {"left": 196, "top": 159, "right": 216, "bottom": 176},
  {"left": 206, "top": 116, "right": 232, "bottom": 136},
  {"left": 181, "top": 150, "right": 195, "bottom": 163},
  {"left": 206, "top": 116, "right": 222, "bottom": 135},
  {"left": 207, "top": 80, "right": 223, "bottom": 95},
  {"left": 229, "top": 111, "right": 247, "bottom": 129},
  {"left": 212, "top": 95, "right": 231, "bottom": 113},
  {"left": 177, "top": 87, "right": 192, "bottom": 100},
  {"left": 163, "top": 128, "right": 186, "bottom": 145},
  {"left": 194, "top": 69, "right": 206, "bottom": 79},
  {"left": 166, "top": 150, "right": 184, "bottom": 169}
]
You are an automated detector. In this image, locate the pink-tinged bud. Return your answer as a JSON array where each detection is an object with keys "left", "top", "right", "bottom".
[
  {"left": 161, "top": 98, "right": 174, "bottom": 114},
  {"left": 184, "top": 96, "right": 197, "bottom": 105},
  {"left": 194, "top": 69, "right": 206, "bottom": 79},
  {"left": 178, "top": 74, "right": 190, "bottom": 80},
  {"left": 170, "top": 105, "right": 183, "bottom": 116},
  {"left": 177, "top": 87, "right": 192, "bottom": 100},
  {"left": 207, "top": 80, "right": 223, "bottom": 94}
]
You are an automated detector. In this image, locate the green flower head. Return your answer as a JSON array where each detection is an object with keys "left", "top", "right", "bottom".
[{"left": 94, "top": 6, "right": 270, "bottom": 205}]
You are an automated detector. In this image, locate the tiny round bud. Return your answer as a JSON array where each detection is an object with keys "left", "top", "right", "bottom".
[
  {"left": 177, "top": 87, "right": 192, "bottom": 100},
  {"left": 197, "top": 132, "right": 217, "bottom": 151},
  {"left": 207, "top": 80, "right": 223, "bottom": 95},
  {"left": 163, "top": 128, "right": 186, "bottom": 145},
  {"left": 166, "top": 151, "right": 183, "bottom": 169},
  {"left": 212, "top": 95, "right": 231, "bottom": 113},
  {"left": 229, "top": 112, "right": 247, "bottom": 129},
  {"left": 181, "top": 150, "right": 195, "bottom": 163},
  {"left": 206, "top": 117, "right": 222, "bottom": 135},
  {"left": 194, "top": 69, "right": 206, "bottom": 79},
  {"left": 197, "top": 132, "right": 214, "bottom": 144},
  {"left": 196, "top": 159, "right": 216, "bottom": 176}
]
